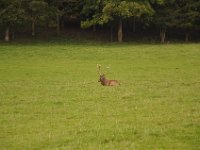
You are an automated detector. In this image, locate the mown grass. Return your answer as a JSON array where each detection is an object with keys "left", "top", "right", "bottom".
[{"left": 0, "top": 42, "right": 200, "bottom": 150}]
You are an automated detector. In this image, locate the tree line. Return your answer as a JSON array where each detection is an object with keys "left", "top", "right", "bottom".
[{"left": 0, "top": 0, "right": 200, "bottom": 43}]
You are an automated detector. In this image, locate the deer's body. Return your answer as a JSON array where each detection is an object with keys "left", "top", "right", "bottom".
[{"left": 99, "top": 74, "right": 119, "bottom": 86}]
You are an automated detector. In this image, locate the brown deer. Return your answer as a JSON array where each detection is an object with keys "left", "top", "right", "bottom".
[{"left": 97, "top": 64, "right": 119, "bottom": 86}]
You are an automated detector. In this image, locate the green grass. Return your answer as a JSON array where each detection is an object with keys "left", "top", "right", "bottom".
[{"left": 0, "top": 42, "right": 200, "bottom": 150}]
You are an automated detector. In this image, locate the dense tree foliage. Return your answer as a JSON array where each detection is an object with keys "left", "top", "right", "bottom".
[
  {"left": 152, "top": 0, "right": 200, "bottom": 42},
  {"left": 81, "top": 0, "right": 154, "bottom": 42},
  {"left": 0, "top": 0, "right": 25, "bottom": 41},
  {"left": 0, "top": 0, "right": 199, "bottom": 42},
  {"left": 171, "top": 0, "right": 200, "bottom": 42}
]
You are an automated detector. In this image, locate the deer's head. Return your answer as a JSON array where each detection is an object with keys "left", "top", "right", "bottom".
[{"left": 98, "top": 74, "right": 106, "bottom": 82}]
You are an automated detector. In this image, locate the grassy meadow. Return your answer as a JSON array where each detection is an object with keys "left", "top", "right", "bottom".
[{"left": 0, "top": 42, "right": 200, "bottom": 149}]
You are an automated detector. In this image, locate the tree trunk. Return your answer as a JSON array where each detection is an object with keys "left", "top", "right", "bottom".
[
  {"left": 118, "top": 18, "right": 123, "bottom": 42},
  {"left": 160, "top": 28, "right": 166, "bottom": 43},
  {"left": 12, "top": 31, "right": 15, "bottom": 40},
  {"left": 56, "top": 14, "right": 60, "bottom": 35},
  {"left": 93, "top": 25, "right": 96, "bottom": 32},
  {"left": 60, "top": 17, "right": 64, "bottom": 29},
  {"left": 5, "top": 27, "right": 10, "bottom": 42},
  {"left": 185, "top": 32, "right": 190, "bottom": 42},
  {"left": 32, "top": 19, "right": 35, "bottom": 36},
  {"left": 133, "top": 17, "right": 136, "bottom": 33},
  {"left": 110, "top": 24, "right": 113, "bottom": 42},
  {"left": 45, "top": 19, "right": 49, "bottom": 31}
]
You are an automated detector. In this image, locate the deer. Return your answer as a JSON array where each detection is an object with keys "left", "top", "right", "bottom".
[{"left": 97, "top": 64, "right": 119, "bottom": 86}]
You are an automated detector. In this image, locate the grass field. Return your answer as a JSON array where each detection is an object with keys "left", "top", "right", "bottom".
[{"left": 0, "top": 42, "right": 200, "bottom": 150}]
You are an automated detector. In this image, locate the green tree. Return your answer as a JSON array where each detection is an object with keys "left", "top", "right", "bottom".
[
  {"left": 81, "top": 0, "right": 154, "bottom": 42},
  {"left": 0, "top": 0, "right": 25, "bottom": 41},
  {"left": 50, "top": 0, "right": 83, "bottom": 35},
  {"left": 152, "top": 0, "right": 174, "bottom": 43},
  {"left": 45, "top": 0, "right": 62, "bottom": 35},
  {"left": 172, "top": 0, "right": 200, "bottom": 42},
  {"left": 27, "top": 0, "right": 49, "bottom": 36},
  {"left": 153, "top": 0, "right": 200, "bottom": 43},
  {"left": 81, "top": 0, "right": 103, "bottom": 32}
]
